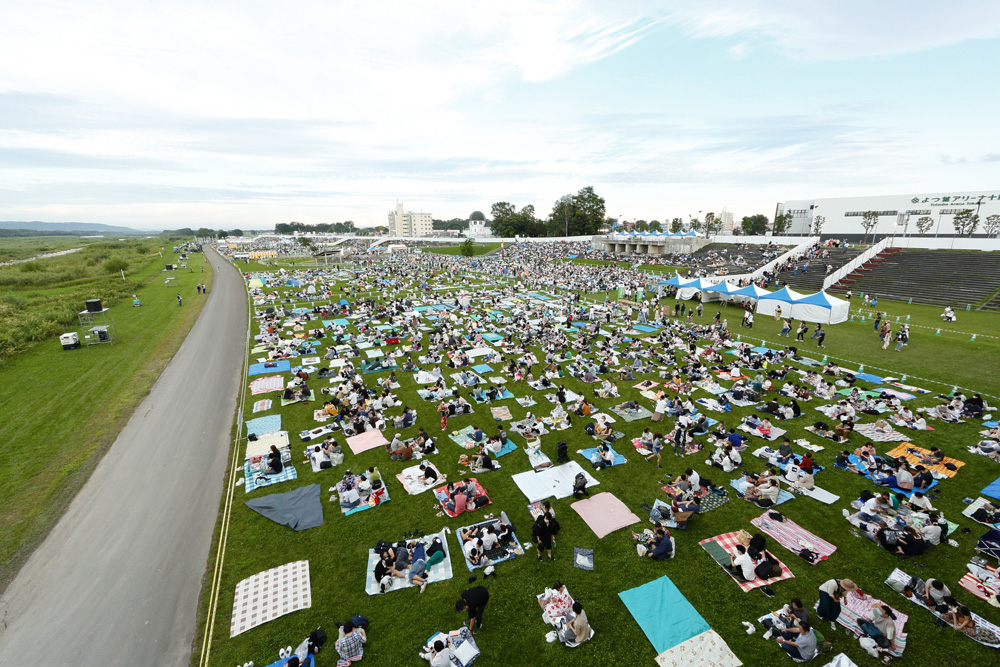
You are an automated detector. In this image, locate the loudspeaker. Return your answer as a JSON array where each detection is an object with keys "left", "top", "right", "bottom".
[{"left": 86, "top": 299, "right": 103, "bottom": 313}]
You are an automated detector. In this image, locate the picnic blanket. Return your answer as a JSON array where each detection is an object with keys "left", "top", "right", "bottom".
[
  {"left": 243, "top": 461, "right": 297, "bottom": 494},
  {"left": 364, "top": 529, "right": 454, "bottom": 595},
  {"left": 738, "top": 423, "right": 786, "bottom": 442},
  {"left": 471, "top": 364, "right": 493, "bottom": 374},
  {"left": 230, "top": 560, "right": 311, "bottom": 637},
  {"left": 730, "top": 478, "right": 795, "bottom": 505},
  {"left": 958, "top": 561, "right": 1000, "bottom": 603},
  {"left": 511, "top": 461, "right": 599, "bottom": 503},
  {"left": 571, "top": 492, "right": 640, "bottom": 538},
  {"left": 433, "top": 477, "right": 490, "bottom": 517},
  {"left": 252, "top": 399, "right": 273, "bottom": 412},
  {"left": 985, "top": 476, "right": 1000, "bottom": 500},
  {"left": 886, "top": 443, "right": 965, "bottom": 478},
  {"left": 577, "top": 445, "right": 627, "bottom": 467},
  {"left": 246, "top": 431, "right": 290, "bottom": 460},
  {"left": 490, "top": 406, "right": 512, "bottom": 421},
  {"left": 245, "top": 414, "right": 281, "bottom": 437},
  {"left": 699, "top": 531, "right": 795, "bottom": 592},
  {"left": 655, "top": 628, "right": 743, "bottom": 667},
  {"left": 245, "top": 484, "right": 324, "bottom": 531},
  {"left": 456, "top": 513, "right": 524, "bottom": 571},
  {"left": 396, "top": 462, "right": 445, "bottom": 495},
  {"left": 346, "top": 429, "right": 389, "bottom": 455},
  {"left": 619, "top": 576, "right": 712, "bottom": 656},
  {"left": 885, "top": 568, "right": 1000, "bottom": 648},
  {"left": 250, "top": 375, "right": 285, "bottom": 395},
  {"left": 749, "top": 510, "right": 836, "bottom": 562},
  {"left": 963, "top": 497, "right": 1000, "bottom": 527},
  {"left": 853, "top": 422, "right": 911, "bottom": 442},
  {"left": 611, "top": 405, "right": 654, "bottom": 422},
  {"left": 248, "top": 359, "right": 290, "bottom": 376},
  {"left": 449, "top": 425, "right": 481, "bottom": 449}
]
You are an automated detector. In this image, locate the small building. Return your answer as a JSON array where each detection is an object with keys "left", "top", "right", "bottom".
[{"left": 467, "top": 210, "right": 490, "bottom": 237}]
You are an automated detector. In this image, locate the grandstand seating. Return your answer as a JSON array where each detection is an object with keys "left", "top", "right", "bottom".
[
  {"left": 829, "top": 249, "right": 1000, "bottom": 309},
  {"left": 778, "top": 247, "right": 864, "bottom": 293}
]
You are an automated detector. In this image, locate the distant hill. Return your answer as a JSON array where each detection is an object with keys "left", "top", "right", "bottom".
[{"left": 0, "top": 221, "right": 140, "bottom": 233}]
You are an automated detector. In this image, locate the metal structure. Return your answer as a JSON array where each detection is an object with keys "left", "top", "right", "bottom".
[{"left": 78, "top": 307, "right": 116, "bottom": 346}]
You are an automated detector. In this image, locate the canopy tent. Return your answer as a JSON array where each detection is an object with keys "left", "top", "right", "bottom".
[
  {"left": 677, "top": 277, "right": 716, "bottom": 300},
  {"left": 755, "top": 286, "right": 807, "bottom": 317},
  {"left": 248, "top": 278, "right": 264, "bottom": 289},
  {"left": 730, "top": 284, "right": 771, "bottom": 301},
  {"left": 700, "top": 280, "right": 741, "bottom": 303},
  {"left": 790, "top": 290, "right": 850, "bottom": 324}
]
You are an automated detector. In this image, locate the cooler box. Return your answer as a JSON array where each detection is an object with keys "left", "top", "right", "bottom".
[{"left": 60, "top": 332, "right": 80, "bottom": 350}]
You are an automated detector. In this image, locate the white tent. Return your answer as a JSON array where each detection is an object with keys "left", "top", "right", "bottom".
[
  {"left": 755, "top": 286, "right": 807, "bottom": 317},
  {"left": 677, "top": 277, "right": 716, "bottom": 300},
  {"left": 790, "top": 291, "right": 850, "bottom": 324}
]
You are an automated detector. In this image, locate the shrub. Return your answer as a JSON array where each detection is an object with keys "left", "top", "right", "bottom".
[{"left": 103, "top": 257, "right": 130, "bottom": 274}]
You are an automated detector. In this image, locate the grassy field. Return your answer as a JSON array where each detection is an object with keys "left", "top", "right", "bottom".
[
  {"left": 0, "top": 235, "right": 102, "bottom": 264},
  {"left": 0, "top": 242, "right": 213, "bottom": 592},
  {"left": 425, "top": 243, "right": 501, "bottom": 256},
  {"left": 197, "top": 266, "right": 1000, "bottom": 667}
]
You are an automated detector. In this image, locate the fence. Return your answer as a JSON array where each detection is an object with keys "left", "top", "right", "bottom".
[{"left": 822, "top": 237, "right": 891, "bottom": 291}]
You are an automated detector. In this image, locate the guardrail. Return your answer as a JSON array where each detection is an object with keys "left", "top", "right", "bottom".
[
  {"left": 823, "top": 238, "right": 891, "bottom": 290},
  {"left": 747, "top": 236, "right": 820, "bottom": 282}
]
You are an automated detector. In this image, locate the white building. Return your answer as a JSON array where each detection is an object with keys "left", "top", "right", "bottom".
[
  {"left": 388, "top": 202, "right": 433, "bottom": 237},
  {"left": 776, "top": 190, "right": 1000, "bottom": 239},
  {"left": 467, "top": 210, "right": 491, "bottom": 237},
  {"left": 718, "top": 208, "right": 735, "bottom": 233}
]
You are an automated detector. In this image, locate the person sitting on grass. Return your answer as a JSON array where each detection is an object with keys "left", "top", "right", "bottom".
[
  {"left": 264, "top": 444, "right": 284, "bottom": 475},
  {"left": 773, "top": 618, "right": 818, "bottom": 662},
  {"left": 334, "top": 620, "right": 366, "bottom": 666}
]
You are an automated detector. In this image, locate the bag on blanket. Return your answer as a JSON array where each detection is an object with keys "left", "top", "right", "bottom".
[
  {"left": 768, "top": 511, "right": 785, "bottom": 522},
  {"left": 798, "top": 548, "right": 818, "bottom": 564}
]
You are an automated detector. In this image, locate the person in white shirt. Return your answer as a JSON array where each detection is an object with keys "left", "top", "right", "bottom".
[
  {"left": 730, "top": 545, "right": 756, "bottom": 581},
  {"left": 921, "top": 514, "right": 943, "bottom": 546},
  {"left": 420, "top": 639, "right": 452, "bottom": 667}
]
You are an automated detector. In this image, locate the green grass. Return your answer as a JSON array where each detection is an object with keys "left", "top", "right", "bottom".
[
  {"left": 0, "top": 235, "right": 103, "bottom": 263},
  {"left": 425, "top": 243, "right": 501, "bottom": 256},
  {"left": 0, "top": 245, "right": 213, "bottom": 592},
  {"left": 197, "top": 276, "right": 1000, "bottom": 667}
]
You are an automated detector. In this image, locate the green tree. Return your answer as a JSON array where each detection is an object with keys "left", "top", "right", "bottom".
[
  {"left": 670, "top": 217, "right": 683, "bottom": 233},
  {"left": 688, "top": 215, "right": 703, "bottom": 233},
  {"left": 548, "top": 186, "right": 606, "bottom": 237},
  {"left": 860, "top": 211, "right": 879, "bottom": 245},
  {"left": 952, "top": 209, "right": 979, "bottom": 236},
  {"left": 228, "top": 229, "right": 244, "bottom": 237},
  {"left": 915, "top": 216, "right": 933, "bottom": 235},
  {"left": 773, "top": 212, "right": 792, "bottom": 235},
  {"left": 490, "top": 201, "right": 539, "bottom": 237},
  {"left": 984, "top": 214, "right": 1000, "bottom": 238},
  {"left": 703, "top": 212, "right": 721, "bottom": 236},
  {"left": 459, "top": 238, "right": 475, "bottom": 257},
  {"left": 740, "top": 214, "right": 769, "bottom": 235},
  {"left": 648, "top": 220, "right": 662, "bottom": 232},
  {"left": 196, "top": 227, "right": 214, "bottom": 239},
  {"left": 634, "top": 219, "right": 648, "bottom": 233},
  {"left": 812, "top": 215, "right": 825, "bottom": 236}
]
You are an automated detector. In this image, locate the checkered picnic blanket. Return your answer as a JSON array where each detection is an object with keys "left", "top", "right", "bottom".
[
  {"left": 749, "top": 511, "right": 836, "bottom": 563},
  {"left": 698, "top": 531, "right": 795, "bottom": 592},
  {"left": 230, "top": 560, "right": 311, "bottom": 637},
  {"left": 243, "top": 462, "right": 297, "bottom": 494},
  {"left": 611, "top": 406, "right": 654, "bottom": 422},
  {"left": 250, "top": 375, "right": 284, "bottom": 395},
  {"left": 886, "top": 443, "right": 965, "bottom": 477}
]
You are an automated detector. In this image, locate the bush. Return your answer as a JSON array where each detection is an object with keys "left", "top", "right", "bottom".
[
  {"left": 103, "top": 257, "right": 130, "bottom": 274},
  {"left": 19, "top": 261, "right": 44, "bottom": 273}
]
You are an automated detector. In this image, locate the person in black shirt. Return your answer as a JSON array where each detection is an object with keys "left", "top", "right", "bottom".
[
  {"left": 265, "top": 445, "right": 283, "bottom": 475},
  {"left": 456, "top": 585, "right": 490, "bottom": 633}
]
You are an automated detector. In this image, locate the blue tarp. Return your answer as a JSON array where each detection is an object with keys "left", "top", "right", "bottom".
[
  {"left": 619, "top": 576, "right": 710, "bottom": 654},
  {"left": 249, "top": 359, "right": 290, "bottom": 376},
  {"left": 983, "top": 476, "right": 1000, "bottom": 500}
]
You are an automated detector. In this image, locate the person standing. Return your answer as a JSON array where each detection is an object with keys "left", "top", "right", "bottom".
[
  {"left": 177, "top": 293, "right": 183, "bottom": 306},
  {"left": 746, "top": 311, "right": 754, "bottom": 330},
  {"left": 882, "top": 324, "right": 893, "bottom": 350},
  {"left": 895, "top": 325, "right": 908, "bottom": 352},
  {"left": 456, "top": 585, "right": 490, "bottom": 634},
  {"left": 816, "top": 326, "right": 826, "bottom": 348},
  {"left": 795, "top": 321, "right": 808, "bottom": 341},
  {"left": 532, "top": 512, "right": 560, "bottom": 561}
]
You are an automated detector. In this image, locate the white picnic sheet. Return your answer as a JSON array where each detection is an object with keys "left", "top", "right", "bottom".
[
  {"left": 467, "top": 347, "right": 493, "bottom": 358},
  {"left": 511, "top": 461, "right": 599, "bottom": 503},
  {"left": 245, "top": 431, "right": 290, "bottom": 459}
]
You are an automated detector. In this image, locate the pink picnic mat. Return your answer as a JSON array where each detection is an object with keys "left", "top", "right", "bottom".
[
  {"left": 571, "top": 492, "right": 640, "bottom": 538},
  {"left": 749, "top": 511, "right": 837, "bottom": 563},
  {"left": 347, "top": 429, "right": 389, "bottom": 455}
]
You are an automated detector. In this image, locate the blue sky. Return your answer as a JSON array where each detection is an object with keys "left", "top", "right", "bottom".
[{"left": 1, "top": 1, "right": 999, "bottom": 229}]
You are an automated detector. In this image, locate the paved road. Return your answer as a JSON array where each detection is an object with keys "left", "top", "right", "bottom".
[{"left": 0, "top": 248, "right": 246, "bottom": 666}]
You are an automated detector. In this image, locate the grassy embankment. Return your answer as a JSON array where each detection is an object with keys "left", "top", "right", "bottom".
[{"left": 0, "top": 240, "right": 213, "bottom": 591}]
